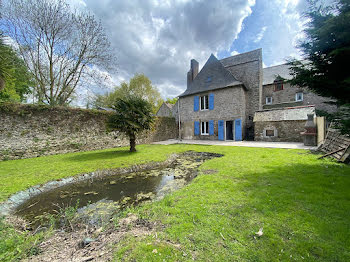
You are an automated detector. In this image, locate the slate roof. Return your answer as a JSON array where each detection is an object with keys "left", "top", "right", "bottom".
[
  {"left": 220, "top": 49, "right": 262, "bottom": 67},
  {"left": 179, "top": 54, "right": 242, "bottom": 97},
  {"left": 263, "top": 63, "right": 293, "bottom": 85}
]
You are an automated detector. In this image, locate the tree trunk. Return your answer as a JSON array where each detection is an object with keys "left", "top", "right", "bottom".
[
  {"left": 129, "top": 133, "right": 136, "bottom": 152},
  {"left": 0, "top": 78, "right": 5, "bottom": 91}
]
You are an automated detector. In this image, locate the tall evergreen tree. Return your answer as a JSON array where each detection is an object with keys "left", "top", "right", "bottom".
[{"left": 288, "top": 0, "right": 350, "bottom": 133}]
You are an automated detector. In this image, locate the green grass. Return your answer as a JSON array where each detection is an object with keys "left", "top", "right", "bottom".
[
  {"left": 114, "top": 145, "right": 350, "bottom": 261},
  {"left": 0, "top": 144, "right": 349, "bottom": 261},
  {"left": 0, "top": 217, "right": 50, "bottom": 261}
]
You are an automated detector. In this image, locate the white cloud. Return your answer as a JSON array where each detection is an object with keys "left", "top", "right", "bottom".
[
  {"left": 79, "top": 0, "right": 255, "bottom": 98},
  {"left": 230, "top": 50, "right": 240, "bottom": 56},
  {"left": 67, "top": 0, "right": 86, "bottom": 9},
  {"left": 259, "top": 0, "right": 309, "bottom": 67},
  {"left": 271, "top": 60, "right": 285, "bottom": 66},
  {"left": 253, "top": 26, "right": 267, "bottom": 43}
]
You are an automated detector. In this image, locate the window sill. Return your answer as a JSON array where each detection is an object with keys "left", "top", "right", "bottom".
[
  {"left": 200, "top": 133, "right": 209, "bottom": 136},
  {"left": 200, "top": 109, "right": 209, "bottom": 111}
]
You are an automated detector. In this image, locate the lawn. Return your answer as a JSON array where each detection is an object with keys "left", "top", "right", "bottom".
[{"left": 1, "top": 144, "right": 350, "bottom": 261}]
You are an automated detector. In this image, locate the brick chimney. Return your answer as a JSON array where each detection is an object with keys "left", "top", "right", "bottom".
[{"left": 187, "top": 59, "right": 199, "bottom": 87}]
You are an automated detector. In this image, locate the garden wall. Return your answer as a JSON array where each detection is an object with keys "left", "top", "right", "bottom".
[{"left": 0, "top": 103, "right": 178, "bottom": 160}]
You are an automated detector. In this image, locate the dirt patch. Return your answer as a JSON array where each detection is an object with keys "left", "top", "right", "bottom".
[
  {"left": 24, "top": 213, "right": 156, "bottom": 262},
  {"left": 201, "top": 169, "right": 218, "bottom": 175}
]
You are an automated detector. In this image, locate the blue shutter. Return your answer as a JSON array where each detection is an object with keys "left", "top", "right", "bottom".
[
  {"left": 209, "top": 93, "right": 214, "bottom": 110},
  {"left": 234, "top": 119, "right": 242, "bottom": 141},
  {"left": 194, "top": 96, "right": 199, "bottom": 111},
  {"left": 218, "top": 120, "right": 224, "bottom": 140},
  {"left": 209, "top": 120, "right": 214, "bottom": 135},
  {"left": 194, "top": 121, "right": 200, "bottom": 135}
]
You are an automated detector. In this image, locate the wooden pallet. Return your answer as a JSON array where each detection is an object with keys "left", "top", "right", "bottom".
[{"left": 321, "top": 126, "right": 350, "bottom": 162}]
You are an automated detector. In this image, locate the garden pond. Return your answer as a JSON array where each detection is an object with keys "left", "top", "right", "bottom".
[{"left": 13, "top": 151, "right": 222, "bottom": 226}]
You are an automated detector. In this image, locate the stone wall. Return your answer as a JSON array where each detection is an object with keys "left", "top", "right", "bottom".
[
  {"left": 0, "top": 103, "right": 177, "bottom": 160},
  {"left": 254, "top": 120, "right": 306, "bottom": 142}
]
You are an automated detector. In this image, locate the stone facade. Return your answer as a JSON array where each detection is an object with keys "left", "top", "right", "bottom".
[
  {"left": 253, "top": 106, "right": 315, "bottom": 142},
  {"left": 221, "top": 50, "right": 263, "bottom": 140},
  {"left": 179, "top": 86, "right": 246, "bottom": 139},
  {"left": 262, "top": 82, "right": 337, "bottom": 112},
  {"left": 178, "top": 49, "right": 262, "bottom": 141},
  {"left": 0, "top": 103, "right": 177, "bottom": 160},
  {"left": 254, "top": 120, "right": 306, "bottom": 142}
]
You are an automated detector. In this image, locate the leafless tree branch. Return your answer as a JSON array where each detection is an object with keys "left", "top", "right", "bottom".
[{"left": 1, "top": 0, "right": 116, "bottom": 105}]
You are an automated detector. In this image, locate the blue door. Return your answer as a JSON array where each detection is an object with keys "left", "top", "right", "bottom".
[
  {"left": 218, "top": 120, "right": 224, "bottom": 141},
  {"left": 235, "top": 119, "right": 242, "bottom": 141}
]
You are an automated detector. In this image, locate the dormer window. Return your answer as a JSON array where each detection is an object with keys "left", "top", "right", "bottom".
[
  {"left": 200, "top": 95, "right": 209, "bottom": 110},
  {"left": 274, "top": 80, "right": 283, "bottom": 91}
]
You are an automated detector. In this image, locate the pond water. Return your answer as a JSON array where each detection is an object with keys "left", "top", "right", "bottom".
[{"left": 15, "top": 151, "right": 222, "bottom": 225}]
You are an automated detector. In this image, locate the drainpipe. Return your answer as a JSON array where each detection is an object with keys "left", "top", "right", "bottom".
[{"left": 178, "top": 97, "right": 181, "bottom": 141}]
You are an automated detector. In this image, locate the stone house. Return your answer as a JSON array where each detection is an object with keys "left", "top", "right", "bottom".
[
  {"left": 156, "top": 102, "right": 175, "bottom": 117},
  {"left": 261, "top": 63, "right": 336, "bottom": 112},
  {"left": 256, "top": 64, "right": 336, "bottom": 142},
  {"left": 177, "top": 49, "right": 335, "bottom": 142}
]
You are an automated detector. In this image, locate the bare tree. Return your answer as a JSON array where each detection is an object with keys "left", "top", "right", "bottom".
[{"left": 1, "top": 0, "right": 115, "bottom": 105}]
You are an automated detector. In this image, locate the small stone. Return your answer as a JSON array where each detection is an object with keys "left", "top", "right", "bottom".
[
  {"left": 78, "top": 237, "right": 95, "bottom": 248},
  {"left": 95, "top": 227, "right": 103, "bottom": 234},
  {"left": 81, "top": 256, "right": 94, "bottom": 261},
  {"left": 84, "top": 191, "right": 98, "bottom": 195}
]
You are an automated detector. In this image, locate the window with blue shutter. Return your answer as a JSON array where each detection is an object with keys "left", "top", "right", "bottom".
[
  {"left": 209, "top": 120, "right": 214, "bottom": 135},
  {"left": 194, "top": 121, "right": 200, "bottom": 135},
  {"left": 194, "top": 96, "right": 199, "bottom": 111},
  {"left": 209, "top": 93, "right": 214, "bottom": 110}
]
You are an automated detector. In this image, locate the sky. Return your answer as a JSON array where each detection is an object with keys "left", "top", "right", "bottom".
[{"left": 66, "top": 0, "right": 334, "bottom": 104}]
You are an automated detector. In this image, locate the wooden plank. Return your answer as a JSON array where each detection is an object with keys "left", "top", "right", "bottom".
[
  {"left": 318, "top": 147, "right": 346, "bottom": 159},
  {"left": 340, "top": 145, "right": 350, "bottom": 163},
  {"left": 320, "top": 123, "right": 350, "bottom": 161}
]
